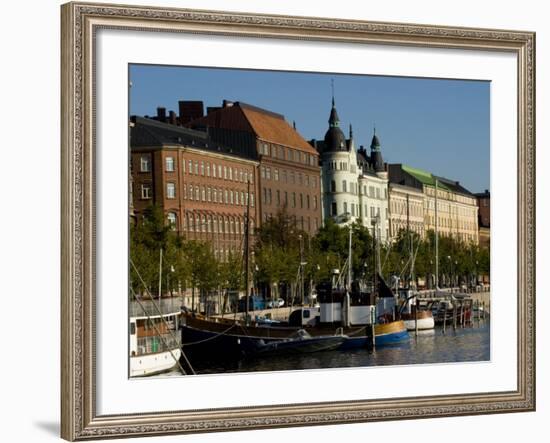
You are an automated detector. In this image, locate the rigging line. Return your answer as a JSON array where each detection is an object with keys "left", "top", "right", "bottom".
[
  {"left": 130, "top": 286, "right": 187, "bottom": 376},
  {"left": 130, "top": 259, "right": 196, "bottom": 375},
  {"left": 180, "top": 322, "right": 238, "bottom": 347}
]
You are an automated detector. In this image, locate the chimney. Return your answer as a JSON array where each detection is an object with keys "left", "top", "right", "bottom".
[
  {"left": 178, "top": 100, "right": 204, "bottom": 125},
  {"left": 156, "top": 107, "right": 166, "bottom": 121},
  {"left": 169, "top": 110, "right": 177, "bottom": 125},
  {"left": 222, "top": 99, "right": 234, "bottom": 108}
]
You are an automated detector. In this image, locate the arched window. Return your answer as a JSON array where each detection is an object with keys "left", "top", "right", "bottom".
[{"left": 167, "top": 212, "right": 177, "bottom": 230}]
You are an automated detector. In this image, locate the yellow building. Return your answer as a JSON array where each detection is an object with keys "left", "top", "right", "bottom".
[
  {"left": 388, "top": 183, "right": 425, "bottom": 240},
  {"left": 388, "top": 164, "right": 479, "bottom": 244}
]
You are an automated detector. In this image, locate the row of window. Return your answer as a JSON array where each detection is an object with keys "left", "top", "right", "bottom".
[
  {"left": 259, "top": 142, "right": 317, "bottom": 167},
  {"left": 326, "top": 161, "right": 357, "bottom": 173},
  {"left": 139, "top": 154, "right": 255, "bottom": 184},
  {"left": 425, "top": 215, "right": 477, "bottom": 231},
  {"left": 389, "top": 199, "right": 423, "bottom": 218},
  {"left": 260, "top": 166, "right": 318, "bottom": 188},
  {"left": 262, "top": 188, "right": 318, "bottom": 210},
  {"left": 330, "top": 201, "right": 388, "bottom": 220},
  {"left": 329, "top": 180, "right": 387, "bottom": 199},
  {"left": 262, "top": 212, "right": 319, "bottom": 232},
  {"left": 167, "top": 212, "right": 256, "bottom": 235},
  {"left": 183, "top": 184, "right": 255, "bottom": 207}
]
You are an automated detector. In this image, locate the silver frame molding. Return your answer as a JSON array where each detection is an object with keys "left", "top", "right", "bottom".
[{"left": 61, "top": 2, "right": 536, "bottom": 440}]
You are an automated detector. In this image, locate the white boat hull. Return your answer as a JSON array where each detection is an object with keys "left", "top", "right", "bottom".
[
  {"left": 130, "top": 348, "right": 182, "bottom": 377},
  {"left": 403, "top": 316, "right": 435, "bottom": 331}
]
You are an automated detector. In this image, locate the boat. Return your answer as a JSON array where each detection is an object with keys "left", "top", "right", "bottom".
[
  {"left": 129, "top": 296, "right": 183, "bottom": 377},
  {"left": 252, "top": 329, "right": 347, "bottom": 356}
]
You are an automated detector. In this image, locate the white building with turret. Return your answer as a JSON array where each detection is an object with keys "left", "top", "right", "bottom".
[{"left": 311, "top": 97, "right": 389, "bottom": 243}]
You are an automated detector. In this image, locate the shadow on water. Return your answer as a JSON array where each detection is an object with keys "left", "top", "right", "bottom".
[{"left": 168, "top": 320, "right": 490, "bottom": 376}]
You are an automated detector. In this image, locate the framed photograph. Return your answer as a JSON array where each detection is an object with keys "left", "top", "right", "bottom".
[{"left": 61, "top": 1, "right": 535, "bottom": 440}]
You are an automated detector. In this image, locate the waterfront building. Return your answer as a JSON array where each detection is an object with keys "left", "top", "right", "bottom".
[
  {"left": 184, "top": 100, "right": 322, "bottom": 235},
  {"left": 311, "top": 98, "right": 389, "bottom": 242},
  {"left": 130, "top": 116, "right": 260, "bottom": 261},
  {"left": 475, "top": 189, "right": 490, "bottom": 248},
  {"left": 388, "top": 183, "right": 425, "bottom": 240},
  {"left": 388, "top": 164, "right": 479, "bottom": 244}
]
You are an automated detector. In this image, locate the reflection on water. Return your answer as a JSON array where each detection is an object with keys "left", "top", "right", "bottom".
[{"left": 162, "top": 320, "right": 490, "bottom": 376}]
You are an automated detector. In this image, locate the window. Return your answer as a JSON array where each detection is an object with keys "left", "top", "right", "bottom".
[
  {"left": 305, "top": 175, "right": 309, "bottom": 187},
  {"left": 331, "top": 202, "right": 337, "bottom": 216},
  {"left": 201, "top": 187, "right": 206, "bottom": 201},
  {"left": 213, "top": 188, "right": 217, "bottom": 203},
  {"left": 206, "top": 163, "right": 211, "bottom": 176},
  {"left": 182, "top": 159, "right": 186, "bottom": 173},
  {"left": 212, "top": 163, "right": 216, "bottom": 178},
  {"left": 276, "top": 190, "right": 281, "bottom": 206},
  {"left": 274, "top": 169, "right": 279, "bottom": 181},
  {"left": 188, "top": 160, "right": 193, "bottom": 174},
  {"left": 140, "top": 184, "right": 152, "bottom": 199},
  {"left": 307, "top": 194, "right": 310, "bottom": 209},
  {"left": 343, "top": 202, "right": 348, "bottom": 214},
  {"left": 300, "top": 193, "right": 304, "bottom": 209},
  {"left": 330, "top": 180, "right": 336, "bottom": 192},
  {"left": 165, "top": 157, "right": 174, "bottom": 172},
  {"left": 251, "top": 194, "right": 255, "bottom": 207},
  {"left": 194, "top": 161, "right": 199, "bottom": 175},
  {"left": 235, "top": 191, "right": 239, "bottom": 205},
  {"left": 224, "top": 166, "right": 228, "bottom": 179},
  {"left": 376, "top": 188, "right": 381, "bottom": 199},
  {"left": 218, "top": 165, "right": 222, "bottom": 178},
  {"left": 229, "top": 168, "right": 233, "bottom": 180},
  {"left": 189, "top": 185, "right": 193, "bottom": 200},
  {"left": 342, "top": 180, "right": 347, "bottom": 193},
  {"left": 292, "top": 192, "right": 296, "bottom": 208},
  {"left": 314, "top": 196, "right": 318, "bottom": 210},
  {"left": 261, "top": 167, "right": 266, "bottom": 179},
  {"left": 266, "top": 167, "right": 271, "bottom": 180},
  {"left": 140, "top": 155, "right": 151, "bottom": 172},
  {"left": 166, "top": 183, "right": 176, "bottom": 199},
  {"left": 207, "top": 187, "right": 211, "bottom": 202},
  {"left": 230, "top": 190, "right": 234, "bottom": 204},
  {"left": 167, "top": 212, "right": 177, "bottom": 229}
]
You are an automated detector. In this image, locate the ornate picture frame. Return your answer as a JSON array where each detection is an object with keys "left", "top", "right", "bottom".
[{"left": 61, "top": 2, "right": 535, "bottom": 440}]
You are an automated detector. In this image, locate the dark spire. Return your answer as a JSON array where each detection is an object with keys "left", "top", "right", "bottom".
[
  {"left": 323, "top": 84, "right": 346, "bottom": 152},
  {"left": 349, "top": 124, "right": 353, "bottom": 139},
  {"left": 370, "top": 129, "right": 384, "bottom": 172}
]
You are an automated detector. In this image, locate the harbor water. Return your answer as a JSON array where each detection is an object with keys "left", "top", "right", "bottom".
[{"left": 164, "top": 319, "right": 490, "bottom": 376}]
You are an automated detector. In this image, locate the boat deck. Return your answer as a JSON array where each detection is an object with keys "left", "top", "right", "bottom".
[{"left": 130, "top": 297, "right": 183, "bottom": 319}]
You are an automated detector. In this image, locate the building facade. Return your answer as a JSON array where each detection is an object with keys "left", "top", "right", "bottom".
[
  {"left": 388, "top": 183, "right": 425, "bottom": 239},
  {"left": 475, "top": 190, "right": 490, "bottom": 248},
  {"left": 388, "top": 164, "right": 479, "bottom": 244},
  {"left": 184, "top": 101, "right": 322, "bottom": 235},
  {"left": 130, "top": 117, "right": 259, "bottom": 261},
  {"left": 311, "top": 98, "right": 389, "bottom": 242}
]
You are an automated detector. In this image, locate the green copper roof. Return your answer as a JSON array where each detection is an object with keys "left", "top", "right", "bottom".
[{"left": 402, "top": 164, "right": 452, "bottom": 191}]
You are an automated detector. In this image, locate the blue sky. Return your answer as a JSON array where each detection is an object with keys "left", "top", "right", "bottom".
[{"left": 129, "top": 64, "right": 490, "bottom": 193}]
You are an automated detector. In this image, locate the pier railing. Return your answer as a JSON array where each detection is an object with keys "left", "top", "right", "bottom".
[{"left": 135, "top": 333, "right": 181, "bottom": 356}]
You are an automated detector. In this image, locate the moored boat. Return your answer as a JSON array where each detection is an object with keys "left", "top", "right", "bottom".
[{"left": 129, "top": 297, "right": 183, "bottom": 377}]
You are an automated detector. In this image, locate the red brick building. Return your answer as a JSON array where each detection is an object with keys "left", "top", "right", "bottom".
[
  {"left": 130, "top": 117, "right": 259, "bottom": 261},
  {"left": 475, "top": 189, "right": 490, "bottom": 248},
  {"left": 185, "top": 101, "right": 322, "bottom": 235}
]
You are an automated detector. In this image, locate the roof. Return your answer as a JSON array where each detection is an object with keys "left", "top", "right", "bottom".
[
  {"left": 401, "top": 164, "right": 473, "bottom": 196},
  {"left": 130, "top": 117, "right": 258, "bottom": 161},
  {"left": 188, "top": 102, "right": 318, "bottom": 155}
]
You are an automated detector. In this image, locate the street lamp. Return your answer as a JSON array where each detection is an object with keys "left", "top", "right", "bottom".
[{"left": 447, "top": 256, "right": 452, "bottom": 290}]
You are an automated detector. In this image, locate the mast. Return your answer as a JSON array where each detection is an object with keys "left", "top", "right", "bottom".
[
  {"left": 158, "top": 247, "right": 163, "bottom": 302},
  {"left": 406, "top": 194, "right": 411, "bottom": 289},
  {"left": 348, "top": 226, "right": 353, "bottom": 289},
  {"left": 244, "top": 180, "right": 251, "bottom": 322},
  {"left": 434, "top": 179, "right": 439, "bottom": 289}
]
